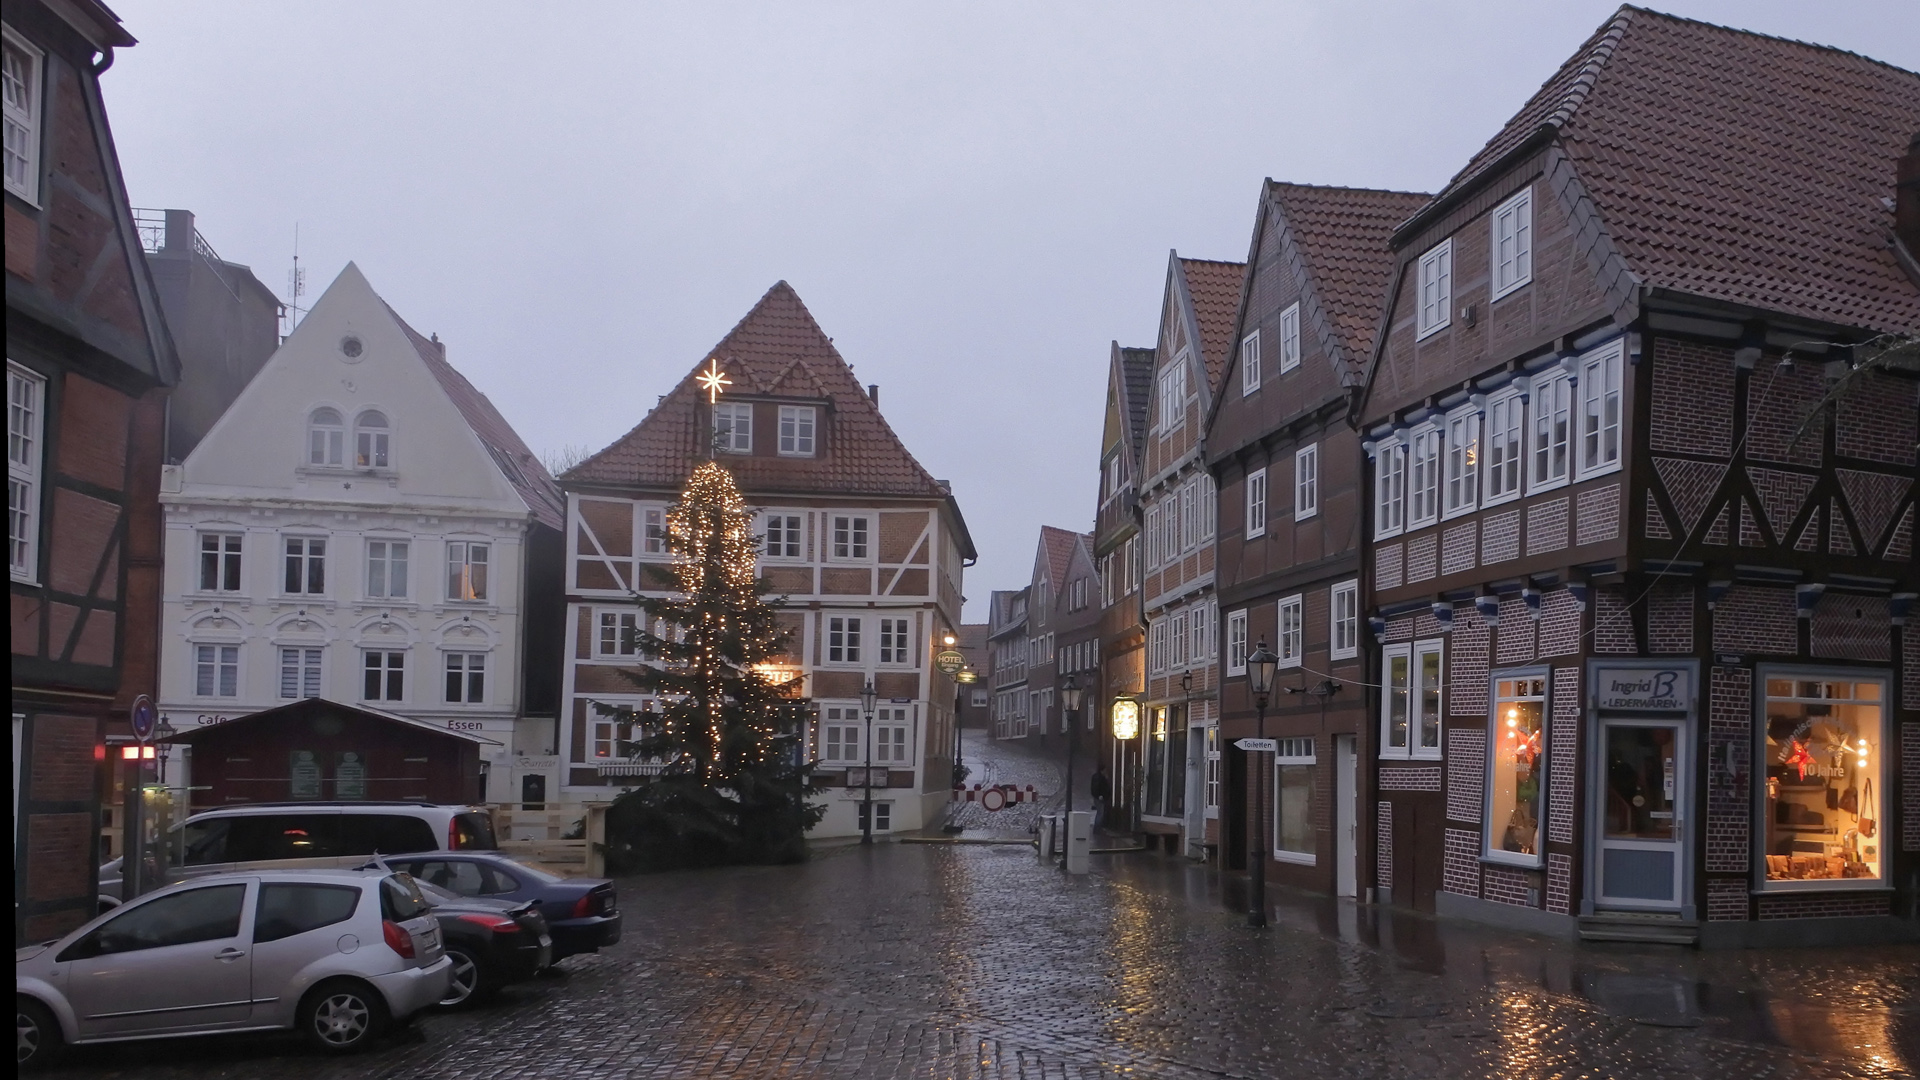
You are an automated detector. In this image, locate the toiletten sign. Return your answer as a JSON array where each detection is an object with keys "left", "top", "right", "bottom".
[{"left": 1596, "top": 668, "right": 1690, "bottom": 712}]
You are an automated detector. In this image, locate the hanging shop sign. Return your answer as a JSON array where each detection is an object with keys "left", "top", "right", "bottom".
[
  {"left": 1110, "top": 698, "right": 1140, "bottom": 741},
  {"left": 935, "top": 649, "right": 966, "bottom": 675},
  {"left": 1596, "top": 668, "right": 1690, "bottom": 712}
]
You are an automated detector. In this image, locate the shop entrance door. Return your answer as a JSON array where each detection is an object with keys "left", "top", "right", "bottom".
[{"left": 1596, "top": 721, "right": 1686, "bottom": 910}]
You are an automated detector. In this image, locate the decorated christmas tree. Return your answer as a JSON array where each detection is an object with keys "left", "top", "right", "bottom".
[{"left": 598, "top": 460, "right": 823, "bottom": 871}]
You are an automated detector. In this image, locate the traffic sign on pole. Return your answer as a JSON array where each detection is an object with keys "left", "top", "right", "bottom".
[
  {"left": 1234, "top": 737, "right": 1276, "bottom": 753},
  {"left": 130, "top": 695, "right": 157, "bottom": 743}
]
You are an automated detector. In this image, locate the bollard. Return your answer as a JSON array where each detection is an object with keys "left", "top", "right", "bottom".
[
  {"left": 1038, "top": 813, "right": 1058, "bottom": 860},
  {"left": 1065, "top": 811, "right": 1092, "bottom": 874}
]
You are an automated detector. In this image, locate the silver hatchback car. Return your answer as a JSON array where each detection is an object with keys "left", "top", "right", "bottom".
[{"left": 16, "top": 868, "right": 449, "bottom": 1069}]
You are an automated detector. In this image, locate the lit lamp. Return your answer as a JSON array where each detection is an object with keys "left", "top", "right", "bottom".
[
  {"left": 1111, "top": 698, "right": 1140, "bottom": 741},
  {"left": 1061, "top": 675, "right": 1084, "bottom": 819},
  {"left": 860, "top": 677, "right": 878, "bottom": 846},
  {"left": 1245, "top": 639, "right": 1279, "bottom": 928}
]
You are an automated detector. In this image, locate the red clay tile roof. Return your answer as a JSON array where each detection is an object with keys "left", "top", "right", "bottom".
[
  {"left": 1421, "top": 5, "right": 1920, "bottom": 333},
  {"left": 1117, "top": 345, "right": 1155, "bottom": 461},
  {"left": 564, "top": 282, "right": 950, "bottom": 500},
  {"left": 388, "top": 304, "right": 565, "bottom": 530},
  {"left": 1268, "top": 183, "right": 1432, "bottom": 379},
  {"left": 1036, "top": 525, "right": 1087, "bottom": 594},
  {"left": 1178, "top": 258, "right": 1247, "bottom": 390}
]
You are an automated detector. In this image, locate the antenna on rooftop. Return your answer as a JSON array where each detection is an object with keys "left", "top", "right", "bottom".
[{"left": 282, "top": 222, "right": 308, "bottom": 341}]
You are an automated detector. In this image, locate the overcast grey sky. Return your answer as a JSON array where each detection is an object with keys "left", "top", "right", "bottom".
[{"left": 104, "top": 1, "right": 1918, "bottom": 622}]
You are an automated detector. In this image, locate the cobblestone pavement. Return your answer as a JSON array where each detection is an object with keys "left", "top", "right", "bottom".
[
  {"left": 43, "top": 830, "right": 1918, "bottom": 1080},
  {"left": 942, "top": 726, "right": 1096, "bottom": 836}
]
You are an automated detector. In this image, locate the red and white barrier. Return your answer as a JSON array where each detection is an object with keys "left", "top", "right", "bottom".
[{"left": 951, "top": 783, "right": 1038, "bottom": 811}]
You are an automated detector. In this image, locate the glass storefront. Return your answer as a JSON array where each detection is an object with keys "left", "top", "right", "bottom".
[
  {"left": 1142, "top": 705, "right": 1187, "bottom": 819},
  {"left": 1761, "top": 675, "right": 1884, "bottom": 888},
  {"left": 1272, "top": 737, "right": 1315, "bottom": 863},
  {"left": 1486, "top": 675, "right": 1545, "bottom": 863}
]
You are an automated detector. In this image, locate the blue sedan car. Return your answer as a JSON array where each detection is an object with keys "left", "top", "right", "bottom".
[{"left": 379, "top": 852, "right": 621, "bottom": 962}]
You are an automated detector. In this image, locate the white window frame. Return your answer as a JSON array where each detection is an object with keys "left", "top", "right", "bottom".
[
  {"left": 1272, "top": 736, "right": 1317, "bottom": 864},
  {"left": 1576, "top": 340, "right": 1625, "bottom": 480},
  {"left": 1484, "top": 669, "right": 1547, "bottom": 867},
  {"left": 874, "top": 705, "right": 912, "bottom": 765},
  {"left": 713, "top": 402, "right": 753, "bottom": 453},
  {"left": 8, "top": 362, "right": 44, "bottom": 583},
  {"left": 1416, "top": 240, "right": 1453, "bottom": 339},
  {"left": 827, "top": 615, "right": 863, "bottom": 664},
  {"left": 353, "top": 410, "right": 390, "bottom": 469},
  {"left": 278, "top": 647, "right": 323, "bottom": 700},
  {"left": 1528, "top": 372, "right": 1573, "bottom": 493},
  {"left": 1490, "top": 187, "right": 1533, "bottom": 301},
  {"left": 819, "top": 706, "right": 863, "bottom": 765},
  {"left": 1482, "top": 388, "right": 1524, "bottom": 505},
  {"left": 777, "top": 405, "right": 816, "bottom": 456},
  {"left": 282, "top": 535, "right": 327, "bottom": 597},
  {"left": 307, "top": 408, "right": 345, "bottom": 468},
  {"left": 444, "top": 651, "right": 486, "bottom": 705},
  {"left": 1329, "top": 580, "right": 1359, "bottom": 661},
  {"left": 2, "top": 27, "right": 44, "bottom": 205},
  {"left": 640, "top": 506, "right": 668, "bottom": 559},
  {"left": 1294, "top": 443, "right": 1318, "bottom": 522},
  {"left": 596, "top": 609, "right": 642, "bottom": 657},
  {"left": 1379, "top": 639, "right": 1443, "bottom": 760},
  {"left": 1157, "top": 353, "right": 1188, "bottom": 435},
  {"left": 761, "top": 512, "right": 803, "bottom": 560},
  {"left": 1278, "top": 302, "right": 1302, "bottom": 373},
  {"left": 1406, "top": 423, "right": 1441, "bottom": 530},
  {"left": 1442, "top": 406, "right": 1481, "bottom": 519},
  {"left": 197, "top": 532, "right": 244, "bottom": 594},
  {"left": 877, "top": 616, "right": 913, "bottom": 666},
  {"left": 1240, "top": 330, "right": 1261, "bottom": 395},
  {"left": 1200, "top": 475, "right": 1216, "bottom": 542},
  {"left": 1373, "top": 440, "right": 1406, "bottom": 539},
  {"left": 829, "top": 515, "right": 869, "bottom": 561},
  {"left": 1179, "top": 480, "right": 1196, "bottom": 553},
  {"left": 1169, "top": 609, "right": 1190, "bottom": 670},
  {"left": 446, "top": 540, "right": 490, "bottom": 602},
  {"left": 1226, "top": 608, "right": 1248, "bottom": 676},
  {"left": 364, "top": 538, "right": 408, "bottom": 600},
  {"left": 362, "top": 649, "right": 406, "bottom": 702},
  {"left": 1246, "top": 468, "right": 1268, "bottom": 540},
  {"left": 194, "top": 643, "right": 241, "bottom": 699},
  {"left": 1276, "top": 594, "right": 1304, "bottom": 669}
]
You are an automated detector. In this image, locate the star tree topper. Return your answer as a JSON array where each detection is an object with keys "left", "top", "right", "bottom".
[{"left": 697, "top": 358, "right": 732, "bottom": 403}]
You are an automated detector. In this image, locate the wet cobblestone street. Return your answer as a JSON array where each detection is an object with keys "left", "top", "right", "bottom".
[{"left": 45, "top": 831, "right": 1919, "bottom": 1080}]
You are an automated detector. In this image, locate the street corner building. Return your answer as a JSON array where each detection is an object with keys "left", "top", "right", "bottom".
[
  {"left": 8, "top": 0, "right": 178, "bottom": 943},
  {"left": 1354, "top": 8, "right": 1920, "bottom": 946},
  {"left": 557, "top": 281, "right": 976, "bottom": 839},
  {"left": 155, "top": 262, "right": 567, "bottom": 812}
]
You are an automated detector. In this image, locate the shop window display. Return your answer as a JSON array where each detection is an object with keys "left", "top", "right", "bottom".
[
  {"left": 1762, "top": 677, "right": 1883, "bottom": 887},
  {"left": 1486, "top": 675, "right": 1545, "bottom": 864}
]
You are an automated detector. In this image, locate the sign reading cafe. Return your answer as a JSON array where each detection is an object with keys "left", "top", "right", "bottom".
[{"left": 1596, "top": 668, "right": 1691, "bottom": 713}]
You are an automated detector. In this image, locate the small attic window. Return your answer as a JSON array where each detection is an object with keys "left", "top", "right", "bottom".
[
  {"left": 340, "top": 335, "right": 364, "bottom": 359},
  {"left": 778, "top": 405, "right": 816, "bottom": 456}
]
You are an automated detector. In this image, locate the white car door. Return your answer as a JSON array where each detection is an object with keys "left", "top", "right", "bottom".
[
  {"left": 246, "top": 880, "right": 368, "bottom": 1027},
  {"left": 61, "top": 880, "right": 256, "bottom": 1038}
]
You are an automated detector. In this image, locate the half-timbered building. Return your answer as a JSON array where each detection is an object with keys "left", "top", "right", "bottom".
[
  {"left": 559, "top": 282, "right": 975, "bottom": 839},
  {"left": 1093, "top": 343, "right": 1153, "bottom": 820}
]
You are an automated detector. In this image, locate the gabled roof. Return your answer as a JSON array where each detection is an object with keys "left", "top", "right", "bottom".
[
  {"left": 1268, "top": 183, "right": 1433, "bottom": 382},
  {"left": 1035, "top": 525, "right": 1087, "bottom": 594},
  {"left": 166, "top": 697, "right": 501, "bottom": 746},
  {"left": 388, "top": 307, "right": 564, "bottom": 530},
  {"left": 565, "top": 282, "right": 950, "bottom": 499},
  {"left": 1405, "top": 5, "right": 1920, "bottom": 333},
  {"left": 1118, "top": 346, "right": 1154, "bottom": 449},
  {"left": 1178, "top": 258, "right": 1247, "bottom": 389}
]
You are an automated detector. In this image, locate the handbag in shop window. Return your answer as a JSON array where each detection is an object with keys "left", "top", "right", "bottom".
[{"left": 1857, "top": 778, "right": 1876, "bottom": 839}]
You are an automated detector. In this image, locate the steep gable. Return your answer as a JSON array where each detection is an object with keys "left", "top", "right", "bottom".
[
  {"left": 1272, "top": 184, "right": 1433, "bottom": 380},
  {"left": 566, "top": 281, "right": 948, "bottom": 499},
  {"left": 1179, "top": 257, "right": 1248, "bottom": 392}
]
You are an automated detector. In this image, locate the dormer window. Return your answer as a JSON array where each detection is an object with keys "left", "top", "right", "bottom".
[
  {"left": 778, "top": 405, "right": 816, "bottom": 456},
  {"left": 713, "top": 402, "right": 752, "bottom": 453},
  {"left": 354, "top": 410, "right": 390, "bottom": 468},
  {"left": 1417, "top": 240, "right": 1452, "bottom": 339},
  {"left": 308, "top": 408, "right": 345, "bottom": 467}
]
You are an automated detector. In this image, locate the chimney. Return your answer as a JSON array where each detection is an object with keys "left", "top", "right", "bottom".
[
  {"left": 867, "top": 383, "right": 879, "bottom": 405},
  {"left": 1898, "top": 131, "right": 1920, "bottom": 256},
  {"left": 163, "top": 209, "right": 194, "bottom": 254}
]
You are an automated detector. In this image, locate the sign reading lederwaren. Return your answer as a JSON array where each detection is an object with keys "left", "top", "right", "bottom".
[{"left": 1596, "top": 668, "right": 1690, "bottom": 712}]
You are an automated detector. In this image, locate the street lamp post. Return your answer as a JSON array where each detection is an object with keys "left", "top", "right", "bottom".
[
  {"left": 1061, "top": 674, "right": 1084, "bottom": 819},
  {"left": 1245, "top": 640, "right": 1279, "bottom": 928},
  {"left": 860, "top": 677, "right": 878, "bottom": 845}
]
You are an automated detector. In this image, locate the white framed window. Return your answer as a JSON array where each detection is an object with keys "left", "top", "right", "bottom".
[
  {"left": 1273, "top": 736, "right": 1316, "bottom": 863},
  {"left": 878, "top": 617, "right": 912, "bottom": 665},
  {"left": 830, "top": 515, "right": 869, "bottom": 561},
  {"left": 1329, "top": 580, "right": 1359, "bottom": 661},
  {"left": 763, "top": 513, "right": 802, "bottom": 559},
  {"left": 827, "top": 616, "right": 862, "bottom": 663},
  {"left": 597, "top": 610, "right": 641, "bottom": 656},
  {"left": 1200, "top": 475, "right": 1216, "bottom": 542},
  {"left": 1277, "top": 594, "right": 1303, "bottom": 669},
  {"left": 641, "top": 507, "right": 667, "bottom": 558},
  {"left": 1483, "top": 389, "right": 1524, "bottom": 504},
  {"left": 713, "top": 402, "right": 752, "bottom": 453},
  {"left": 194, "top": 644, "right": 240, "bottom": 698},
  {"left": 1294, "top": 443, "right": 1318, "bottom": 521},
  {"left": 875, "top": 706, "right": 911, "bottom": 764},
  {"left": 444, "top": 652, "right": 486, "bottom": 704},
  {"left": 1148, "top": 619, "right": 1164, "bottom": 675},
  {"left": 1380, "top": 639, "right": 1443, "bottom": 759},
  {"left": 1577, "top": 341, "right": 1624, "bottom": 478},
  {"left": 365, "top": 539, "right": 408, "bottom": 599},
  {"left": 1156, "top": 354, "right": 1187, "bottom": 434},
  {"left": 1759, "top": 673, "right": 1887, "bottom": 891},
  {"left": 1226, "top": 609, "right": 1248, "bottom": 675},
  {"left": 778, "top": 405, "right": 816, "bottom": 456},
  {"left": 199, "top": 532, "right": 244, "bottom": 593},
  {"left": 1241, "top": 331, "right": 1261, "bottom": 395},
  {"left": 279, "top": 647, "right": 322, "bottom": 700},
  {"left": 1145, "top": 505, "right": 1161, "bottom": 566},
  {"left": 9, "top": 363, "right": 44, "bottom": 582},
  {"left": 3, "top": 27, "right": 43, "bottom": 204},
  {"left": 858, "top": 801, "right": 893, "bottom": 833},
  {"left": 1181, "top": 480, "right": 1199, "bottom": 553},
  {"left": 1490, "top": 187, "right": 1533, "bottom": 300},
  {"left": 1246, "top": 468, "right": 1268, "bottom": 539},
  {"left": 1416, "top": 240, "right": 1452, "bottom": 339},
  {"left": 1407, "top": 424, "right": 1441, "bottom": 529},
  {"left": 1374, "top": 441, "right": 1406, "bottom": 539},
  {"left": 1529, "top": 373, "right": 1573, "bottom": 491},
  {"left": 353, "top": 410, "right": 390, "bottom": 469},
  {"left": 1279, "top": 302, "right": 1302, "bottom": 373},
  {"left": 1486, "top": 672, "right": 1545, "bottom": 865},
  {"left": 819, "top": 706, "right": 862, "bottom": 765},
  {"left": 447, "top": 541, "right": 489, "bottom": 601},
  {"left": 282, "top": 536, "right": 327, "bottom": 596},
  {"left": 1188, "top": 602, "right": 1207, "bottom": 664},
  {"left": 307, "top": 408, "right": 345, "bottom": 467},
  {"left": 1443, "top": 407, "right": 1481, "bottom": 518},
  {"left": 1169, "top": 609, "right": 1190, "bottom": 669},
  {"left": 362, "top": 650, "right": 405, "bottom": 702}
]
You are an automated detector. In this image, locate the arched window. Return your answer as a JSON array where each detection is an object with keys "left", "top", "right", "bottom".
[
  {"left": 355, "top": 410, "right": 390, "bottom": 468},
  {"left": 308, "top": 408, "right": 344, "bottom": 467}
]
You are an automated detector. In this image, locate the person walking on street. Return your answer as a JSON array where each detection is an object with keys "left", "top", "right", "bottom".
[{"left": 1090, "top": 765, "right": 1111, "bottom": 831}]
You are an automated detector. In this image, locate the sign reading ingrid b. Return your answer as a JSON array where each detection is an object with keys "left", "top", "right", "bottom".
[{"left": 1596, "top": 668, "right": 1691, "bottom": 712}]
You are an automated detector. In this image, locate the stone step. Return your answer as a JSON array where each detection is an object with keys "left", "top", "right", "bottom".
[{"left": 1578, "top": 913, "right": 1699, "bottom": 945}]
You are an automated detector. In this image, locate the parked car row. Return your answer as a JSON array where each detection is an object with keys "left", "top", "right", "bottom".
[{"left": 18, "top": 803, "right": 622, "bottom": 1070}]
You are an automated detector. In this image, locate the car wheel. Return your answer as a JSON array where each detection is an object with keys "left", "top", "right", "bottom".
[
  {"left": 298, "top": 979, "right": 389, "bottom": 1054},
  {"left": 438, "top": 946, "right": 487, "bottom": 1007},
  {"left": 17, "top": 996, "right": 64, "bottom": 1072}
]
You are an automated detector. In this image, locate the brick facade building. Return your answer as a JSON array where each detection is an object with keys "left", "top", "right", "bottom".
[{"left": 1093, "top": 343, "right": 1152, "bottom": 822}]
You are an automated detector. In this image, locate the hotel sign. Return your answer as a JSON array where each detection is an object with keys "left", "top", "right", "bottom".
[{"left": 1596, "top": 668, "right": 1690, "bottom": 712}]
